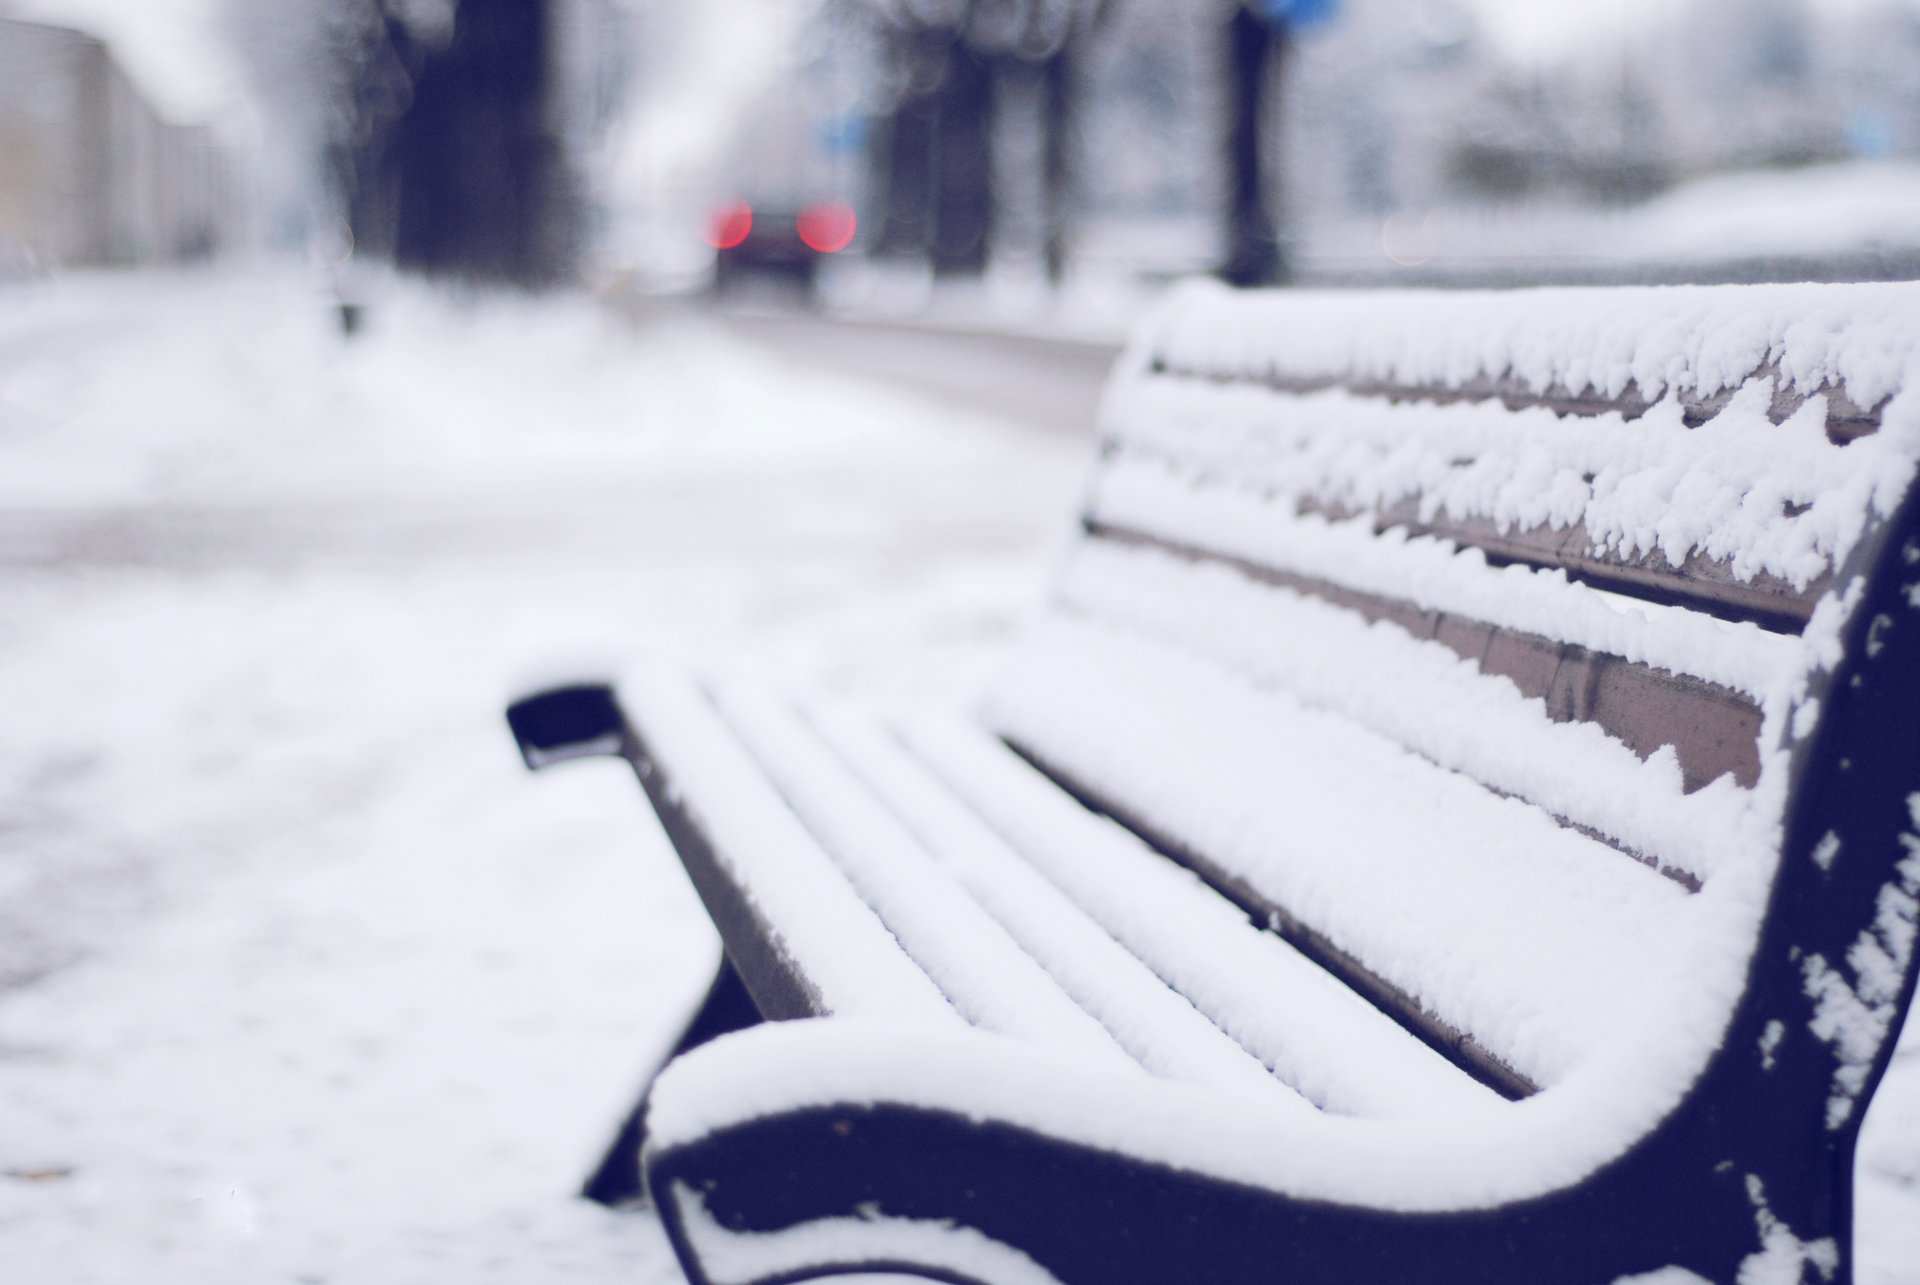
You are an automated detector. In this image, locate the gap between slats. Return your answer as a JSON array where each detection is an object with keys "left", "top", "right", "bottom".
[
  {"left": 892, "top": 713, "right": 1509, "bottom": 1119},
  {"left": 1084, "top": 520, "right": 1762, "bottom": 812},
  {"left": 1144, "top": 360, "right": 1885, "bottom": 445},
  {"left": 1004, "top": 739, "right": 1541, "bottom": 1103},
  {"left": 1097, "top": 441, "right": 1823, "bottom": 634},
  {"left": 1299, "top": 495, "right": 1824, "bottom": 634}
]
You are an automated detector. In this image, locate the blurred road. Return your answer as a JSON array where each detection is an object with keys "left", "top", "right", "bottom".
[{"left": 679, "top": 304, "right": 1119, "bottom": 437}]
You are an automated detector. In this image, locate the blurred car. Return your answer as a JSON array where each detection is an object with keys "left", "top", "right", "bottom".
[{"left": 705, "top": 199, "right": 857, "bottom": 296}]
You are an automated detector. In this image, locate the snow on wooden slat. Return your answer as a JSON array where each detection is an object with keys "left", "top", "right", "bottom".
[
  {"left": 1086, "top": 455, "right": 1803, "bottom": 707},
  {"left": 1102, "top": 365, "right": 1905, "bottom": 610},
  {"left": 622, "top": 669, "right": 959, "bottom": 1024},
  {"left": 981, "top": 617, "right": 1706, "bottom": 1089},
  {"left": 1149, "top": 357, "right": 1888, "bottom": 444},
  {"left": 712, "top": 683, "right": 1141, "bottom": 1069},
  {"left": 896, "top": 712, "right": 1507, "bottom": 1119},
  {"left": 801, "top": 700, "right": 1312, "bottom": 1112},
  {"left": 1293, "top": 494, "right": 1826, "bottom": 634},
  {"left": 1086, "top": 522, "right": 1765, "bottom": 802},
  {"left": 1133, "top": 280, "right": 1920, "bottom": 433},
  {"left": 1052, "top": 538, "right": 1767, "bottom": 882}
]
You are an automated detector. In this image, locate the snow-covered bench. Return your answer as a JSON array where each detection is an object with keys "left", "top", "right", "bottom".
[{"left": 508, "top": 282, "right": 1920, "bottom": 1285}]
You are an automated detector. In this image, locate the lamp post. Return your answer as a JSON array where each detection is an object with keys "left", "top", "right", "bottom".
[{"left": 1221, "top": 0, "right": 1338, "bottom": 287}]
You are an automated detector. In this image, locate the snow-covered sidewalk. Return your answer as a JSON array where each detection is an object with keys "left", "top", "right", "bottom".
[
  {"left": 0, "top": 269, "right": 1085, "bottom": 1283},
  {"left": 0, "top": 269, "right": 1915, "bottom": 1284}
]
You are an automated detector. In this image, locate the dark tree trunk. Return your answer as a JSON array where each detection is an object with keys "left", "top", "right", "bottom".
[
  {"left": 335, "top": 4, "right": 419, "bottom": 264},
  {"left": 1222, "top": 7, "right": 1287, "bottom": 287},
  {"left": 354, "top": 0, "right": 579, "bottom": 288},
  {"left": 1039, "top": 44, "right": 1075, "bottom": 286},
  {"left": 930, "top": 41, "right": 995, "bottom": 278},
  {"left": 872, "top": 27, "right": 943, "bottom": 261}
]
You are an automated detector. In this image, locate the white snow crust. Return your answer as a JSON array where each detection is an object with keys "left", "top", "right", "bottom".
[
  {"left": 1103, "top": 376, "right": 1908, "bottom": 595},
  {"left": 707, "top": 681, "right": 1141, "bottom": 1067},
  {"left": 1139, "top": 280, "right": 1920, "bottom": 426},
  {"left": 1048, "top": 536, "right": 1767, "bottom": 881},
  {"left": 669, "top": 1180, "right": 1068, "bottom": 1285},
  {"left": 1738, "top": 1174, "right": 1842, "bottom": 1285},
  {"left": 894, "top": 711, "right": 1500, "bottom": 1119},
  {"left": 984, "top": 613, "right": 1713, "bottom": 1088},
  {"left": 802, "top": 700, "right": 1314, "bottom": 1108},
  {"left": 1115, "top": 281, "right": 1920, "bottom": 603},
  {"left": 622, "top": 670, "right": 961, "bottom": 1024},
  {"left": 1803, "top": 796, "right": 1920, "bottom": 1130},
  {"left": 1089, "top": 454, "right": 1801, "bottom": 702},
  {"left": 646, "top": 1002, "right": 1762, "bottom": 1217}
]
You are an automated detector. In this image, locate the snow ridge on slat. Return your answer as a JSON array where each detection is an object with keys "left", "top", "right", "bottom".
[
  {"left": 1091, "top": 521, "right": 1764, "bottom": 801},
  {"left": 896, "top": 713, "right": 1502, "bottom": 1119},
  {"left": 623, "top": 670, "right": 959, "bottom": 1023},
  {"left": 801, "top": 701, "right": 1312, "bottom": 1111},
  {"left": 712, "top": 684, "right": 1138, "bottom": 1068},
  {"left": 1088, "top": 456, "right": 1801, "bottom": 706},
  {"left": 1050, "top": 540, "right": 1766, "bottom": 883},
  {"left": 1104, "top": 376, "right": 1895, "bottom": 603},
  {"left": 983, "top": 618, "right": 1701, "bottom": 1089},
  {"left": 1138, "top": 279, "right": 1920, "bottom": 424},
  {"left": 1152, "top": 356, "right": 1887, "bottom": 443}
]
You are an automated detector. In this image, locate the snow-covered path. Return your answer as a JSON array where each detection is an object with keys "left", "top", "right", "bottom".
[
  {"left": 0, "top": 270, "right": 1914, "bottom": 1283},
  {"left": 0, "top": 270, "right": 1086, "bottom": 1282}
]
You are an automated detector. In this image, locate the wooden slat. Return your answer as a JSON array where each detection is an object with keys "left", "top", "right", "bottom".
[
  {"left": 619, "top": 673, "right": 964, "bottom": 1027},
  {"left": 1086, "top": 520, "right": 1763, "bottom": 806},
  {"left": 715, "top": 685, "right": 1147, "bottom": 1064},
  {"left": 624, "top": 718, "right": 824, "bottom": 1022},
  {"left": 987, "top": 615, "right": 1705, "bottom": 1091},
  {"left": 1303, "top": 496, "right": 1826, "bottom": 633},
  {"left": 1005, "top": 741, "right": 1540, "bottom": 1102},
  {"left": 898, "top": 713, "right": 1509, "bottom": 1119},
  {"left": 1147, "top": 359, "right": 1885, "bottom": 445},
  {"left": 808, "top": 704, "right": 1322, "bottom": 1107},
  {"left": 1099, "top": 445, "right": 1825, "bottom": 634}
]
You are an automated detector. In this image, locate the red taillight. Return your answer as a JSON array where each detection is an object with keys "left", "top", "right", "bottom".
[
  {"left": 706, "top": 201, "right": 753, "bottom": 250},
  {"left": 796, "top": 202, "right": 857, "bottom": 254}
]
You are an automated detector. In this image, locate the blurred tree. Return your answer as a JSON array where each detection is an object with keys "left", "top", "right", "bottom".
[
  {"left": 383, "top": 0, "right": 580, "bottom": 285},
  {"left": 1221, "top": 0, "right": 1343, "bottom": 285},
  {"left": 232, "top": 0, "right": 625, "bottom": 290},
  {"left": 227, "top": 0, "right": 425, "bottom": 250},
  {"left": 863, "top": 0, "right": 1108, "bottom": 281},
  {"left": 1222, "top": 1, "right": 1284, "bottom": 285}
]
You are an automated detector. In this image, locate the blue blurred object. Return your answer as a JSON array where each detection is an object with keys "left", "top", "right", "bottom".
[
  {"left": 1257, "top": 0, "right": 1339, "bottom": 31},
  {"left": 816, "top": 114, "right": 868, "bottom": 156},
  {"left": 1847, "top": 109, "right": 1896, "bottom": 159}
]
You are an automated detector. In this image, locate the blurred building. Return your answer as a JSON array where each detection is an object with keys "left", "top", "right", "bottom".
[{"left": 0, "top": 18, "right": 236, "bottom": 272}]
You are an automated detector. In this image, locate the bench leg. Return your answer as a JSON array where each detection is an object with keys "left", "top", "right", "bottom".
[{"left": 582, "top": 955, "right": 763, "bottom": 1207}]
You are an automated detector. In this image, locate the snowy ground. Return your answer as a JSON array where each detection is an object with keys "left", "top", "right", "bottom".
[
  {"left": 0, "top": 269, "right": 1914, "bottom": 1283},
  {"left": 0, "top": 268, "right": 1086, "bottom": 1283}
]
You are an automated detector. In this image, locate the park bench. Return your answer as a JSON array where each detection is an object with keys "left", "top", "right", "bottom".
[{"left": 508, "top": 281, "right": 1920, "bottom": 1285}]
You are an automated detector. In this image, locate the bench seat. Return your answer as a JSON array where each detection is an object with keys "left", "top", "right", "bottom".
[{"left": 510, "top": 280, "right": 1920, "bottom": 1285}]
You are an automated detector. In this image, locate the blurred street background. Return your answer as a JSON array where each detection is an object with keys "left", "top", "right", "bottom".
[{"left": 2, "top": 1, "right": 1919, "bottom": 1281}]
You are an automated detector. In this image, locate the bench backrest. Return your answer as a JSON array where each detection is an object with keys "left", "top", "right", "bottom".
[{"left": 984, "top": 283, "right": 1920, "bottom": 1175}]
